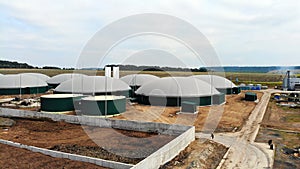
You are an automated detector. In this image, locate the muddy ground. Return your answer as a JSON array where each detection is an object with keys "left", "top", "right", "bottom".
[{"left": 0, "top": 118, "right": 176, "bottom": 164}]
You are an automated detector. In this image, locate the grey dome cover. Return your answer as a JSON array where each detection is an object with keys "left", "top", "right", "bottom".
[
  {"left": 54, "top": 76, "right": 130, "bottom": 94},
  {"left": 120, "top": 74, "right": 159, "bottom": 86},
  {"left": 46, "top": 73, "right": 87, "bottom": 85},
  {"left": 18, "top": 73, "right": 50, "bottom": 82},
  {"left": 191, "top": 75, "right": 236, "bottom": 89},
  {"left": 0, "top": 74, "right": 48, "bottom": 88},
  {"left": 135, "top": 77, "right": 220, "bottom": 97}
]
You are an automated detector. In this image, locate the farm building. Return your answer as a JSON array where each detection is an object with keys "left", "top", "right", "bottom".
[
  {"left": 46, "top": 73, "right": 87, "bottom": 88},
  {"left": 79, "top": 95, "right": 126, "bottom": 116},
  {"left": 191, "top": 75, "right": 240, "bottom": 94},
  {"left": 0, "top": 74, "right": 48, "bottom": 95},
  {"left": 54, "top": 76, "right": 131, "bottom": 97},
  {"left": 120, "top": 74, "right": 159, "bottom": 96},
  {"left": 40, "top": 94, "right": 85, "bottom": 112},
  {"left": 245, "top": 92, "right": 257, "bottom": 101},
  {"left": 135, "top": 77, "right": 225, "bottom": 106}
]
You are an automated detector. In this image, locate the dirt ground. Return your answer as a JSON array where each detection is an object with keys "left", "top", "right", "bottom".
[
  {"left": 0, "top": 93, "right": 48, "bottom": 100},
  {"left": 0, "top": 93, "right": 47, "bottom": 111},
  {"left": 260, "top": 95, "right": 300, "bottom": 131},
  {"left": 0, "top": 143, "right": 107, "bottom": 169},
  {"left": 160, "top": 138, "right": 228, "bottom": 169},
  {"left": 255, "top": 93, "right": 300, "bottom": 169},
  {"left": 114, "top": 91, "right": 263, "bottom": 132},
  {"left": 0, "top": 118, "right": 175, "bottom": 164},
  {"left": 1, "top": 91, "right": 262, "bottom": 132}
]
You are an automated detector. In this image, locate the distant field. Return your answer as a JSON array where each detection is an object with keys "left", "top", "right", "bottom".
[
  {"left": 0, "top": 69, "right": 104, "bottom": 77},
  {"left": 0, "top": 69, "right": 284, "bottom": 86}
]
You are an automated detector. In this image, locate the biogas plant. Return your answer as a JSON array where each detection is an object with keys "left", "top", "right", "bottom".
[{"left": 0, "top": 67, "right": 283, "bottom": 169}]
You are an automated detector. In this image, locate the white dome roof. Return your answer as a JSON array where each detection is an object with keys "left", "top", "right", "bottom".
[
  {"left": 0, "top": 74, "right": 48, "bottom": 88},
  {"left": 18, "top": 73, "right": 50, "bottom": 82},
  {"left": 135, "top": 77, "right": 220, "bottom": 97},
  {"left": 191, "top": 75, "right": 236, "bottom": 89},
  {"left": 120, "top": 74, "right": 159, "bottom": 86},
  {"left": 54, "top": 76, "right": 130, "bottom": 94},
  {"left": 46, "top": 73, "right": 87, "bottom": 85}
]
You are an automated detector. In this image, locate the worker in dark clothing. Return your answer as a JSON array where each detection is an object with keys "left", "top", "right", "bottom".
[
  {"left": 270, "top": 144, "right": 274, "bottom": 150},
  {"left": 211, "top": 133, "right": 214, "bottom": 139},
  {"left": 268, "top": 140, "right": 272, "bottom": 145}
]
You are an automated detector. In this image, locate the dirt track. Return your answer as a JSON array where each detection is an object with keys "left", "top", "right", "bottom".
[{"left": 196, "top": 90, "right": 273, "bottom": 169}]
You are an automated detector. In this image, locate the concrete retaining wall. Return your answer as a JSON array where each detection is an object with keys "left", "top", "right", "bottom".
[
  {"left": 133, "top": 126, "right": 195, "bottom": 169},
  {"left": 0, "top": 139, "right": 133, "bottom": 169},
  {"left": 0, "top": 108, "right": 189, "bottom": 135}
]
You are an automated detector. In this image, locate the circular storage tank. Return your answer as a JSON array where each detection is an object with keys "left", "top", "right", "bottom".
[
  {"left": 54, "top": 76, "right": 130, "bottom": 97},
  {"left": 46, "top": 73, "right": 87, "bottom": 88},
  {"left": 18, "top": 73, "right": 50, "bottom": 82},
  {"left": 120, "top": 74, "right": 159, "bottom": 89},
  {"left": 135, "top": 77, "right": 225, "bottom": 106},
  {"left": 191, "top": 75, "right": 239, "bottom": 94},
  {"left": 40, "top": 94, "right": 85, "bottom": 112},
  {"left": 0, "top": 74, "right": 48, "bottom": 95},
  {"left": 80, "top": 95, "right": 126, "bottom": 116},
  {"left": 120, "top": 74, "right": 159, "bottom": 97}
]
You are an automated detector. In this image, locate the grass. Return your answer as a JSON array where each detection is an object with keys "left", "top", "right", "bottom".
[
  {"left": 284, "top": 114, "right": 300, "bottom": 123},
  {"left": 274, "top": 130, "right": 300, "bottom": 147}
]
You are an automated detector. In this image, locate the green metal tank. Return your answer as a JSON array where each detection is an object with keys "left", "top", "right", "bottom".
[
  {"left": 40, "top": 94, "right": 84, "bottom": 112},
  {"left": 80, "top": 95, "right": 126, "bottom": 116}
]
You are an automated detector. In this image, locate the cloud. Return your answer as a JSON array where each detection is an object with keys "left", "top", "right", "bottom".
[{"left": 0, "top": 0, "right": 300, "bottom": 67}]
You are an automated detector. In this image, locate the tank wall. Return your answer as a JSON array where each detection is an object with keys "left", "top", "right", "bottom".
[
  {"left": 136, "top": 95, "right": 218, "bottom": 106},
  {"left": 41, "top": 97, "right": 75, "bottom": 112},
  {"left": 54, "top": 90, "right": 130, "bottom": 98},
  {"left": 0, "top": 86, "right": 48, "bottom": 95},
  {"left": 80, "top": 98, "right": 126, "bottom": 116}
]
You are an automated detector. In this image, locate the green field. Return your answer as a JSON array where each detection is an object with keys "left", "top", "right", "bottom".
[{"left": 0, "top": 69, "right": 284, "bottom": 87}]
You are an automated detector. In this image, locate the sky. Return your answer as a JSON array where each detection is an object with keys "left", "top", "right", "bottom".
[{"left": 1, "top": 0, "right": 300, "bottom": 68}]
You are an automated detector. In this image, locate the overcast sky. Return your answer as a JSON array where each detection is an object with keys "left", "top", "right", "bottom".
[{"left": 1, "top": 0, "right": 300, "bottom": 68}]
